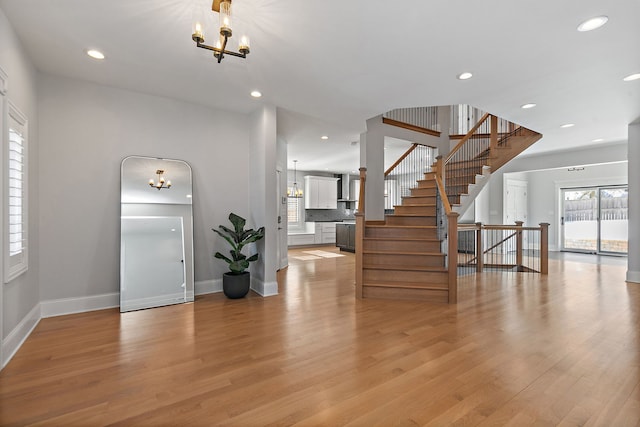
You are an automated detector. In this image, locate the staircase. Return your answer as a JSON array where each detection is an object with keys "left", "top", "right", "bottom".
[
  {"left": 356, "top": 110, "right": 542, "bottom": 304},
  {"left": 361, "top": 170, "right": 449, "bottom": 302}
]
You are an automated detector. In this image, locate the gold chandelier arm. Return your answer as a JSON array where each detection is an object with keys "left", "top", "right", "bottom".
[{"left": 194, "top": 40, "right": 248, "bottom": 59}]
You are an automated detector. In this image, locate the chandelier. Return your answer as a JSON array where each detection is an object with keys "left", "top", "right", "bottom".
[
  {"left": 192, "top": 0, "right": 250, "bottom": 64},
  {"left": 149, "top": 170, "right": 171, "bottom": 190},
  {"left": 287, "top": 160, "right": 303, "bottom": 198}
]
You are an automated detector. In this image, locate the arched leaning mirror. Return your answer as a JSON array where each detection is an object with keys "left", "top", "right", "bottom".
[{"left": 120, "top": 156, "right": 194, "bottom": 312}]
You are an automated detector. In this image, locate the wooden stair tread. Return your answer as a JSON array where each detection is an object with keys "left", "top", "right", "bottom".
[
  {"left": 363, "top": 237, "right": 441, "bottom": 242},
  {"left": 386, "top": 214, "right": 436, "bottom": 218},
  {"left": 394, "top": 203, "right": 436, "bottom": 207},
  {"left": 363, "top": 282, "right": 448, "bottom": 291},
  {"left": 366, "top": 225, "right": 437, "bottom": 229},
  {"left": 363, "top": 264, "right": 447, "bottom": 272},
  {"left": 364, "top": 250, "right": 444, "bottom": 256}
]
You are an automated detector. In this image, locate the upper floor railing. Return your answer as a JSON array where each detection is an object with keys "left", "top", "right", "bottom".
[{"left": 383, "top": 107, "right": 440, "bottom": 134}]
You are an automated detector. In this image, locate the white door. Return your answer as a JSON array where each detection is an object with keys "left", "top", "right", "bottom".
[
  {"left": 505, "top": 179, "right": 528, "bottom": 225},
  {"left": 276, "top": 170, "right": 288, "bottom": 270},
  {"left": 504, "top": 179, "right": 528, "bottom": 256}
]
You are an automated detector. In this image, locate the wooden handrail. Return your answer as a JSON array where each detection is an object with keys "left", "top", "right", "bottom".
[
  {"left": 445, "top": 112, "right": 491, "bottom": 164},
  {"left": 382, "top": 118, "right": 441, "bottom": 137},
  {"left": 384, "top": 143, "right": 418, "bottom": 177},
  {"left": 434, "top": 156, "right": 452, "bottom": 214}
]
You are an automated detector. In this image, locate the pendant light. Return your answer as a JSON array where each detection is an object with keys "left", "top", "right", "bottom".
[{"left": 287, "top": 160, "right": 303, "bottom": 198}]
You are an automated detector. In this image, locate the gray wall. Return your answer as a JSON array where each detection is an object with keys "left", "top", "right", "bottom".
[
  {"left": 38, "top": 73, "right": 251, "bottom": 301},
  {"left": 477, "top": 142, "right": 628, "bottom": 250},
  {"left": 0, "top": 7, "right": 40, "bottom": 342},
  {"left": 513, "top": 162, "right": 627, "bottom": 250},
  {"left": 482, "top": 142, "right": 627, "bottom": 222}
]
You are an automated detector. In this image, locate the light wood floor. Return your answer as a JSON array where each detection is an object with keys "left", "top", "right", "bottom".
[{"left": 1, "top": 247, "right": 639, "bottom": 426}]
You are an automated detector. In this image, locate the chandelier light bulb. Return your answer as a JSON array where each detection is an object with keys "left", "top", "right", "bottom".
[
  {"left": 239, "top": 35, "right": 250, "bottom": 54},
  {"left": 219, "top": 0, "right": 232, "bottom": 37}
]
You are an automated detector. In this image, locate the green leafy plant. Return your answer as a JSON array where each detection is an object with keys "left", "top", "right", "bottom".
[{"left": 213, "top": 213, "right": 265, "bottom": 275}]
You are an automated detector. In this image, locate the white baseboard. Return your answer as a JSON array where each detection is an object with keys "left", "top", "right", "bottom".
[
  {"left": 40, "top": 293, "right": 119, "bottom": 318},
  {"left": 120, "top": 292, "right": 187, "bottom": 312},
  {"left": 251, "top": 279, "right": 278, "bottom": 297},
  {"left": 2, "top": 304, "right": 41, "bottom": 369},
  {"left": 195, "top": 279, "right": 222, "bottom": 295},
  {"left": 627, "top": 270, "right": 640, "bottom": 284}
]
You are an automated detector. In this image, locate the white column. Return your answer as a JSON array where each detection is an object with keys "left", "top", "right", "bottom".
[
  {"left": 627, "top": 121, "right": 640, "bottom": 283},
  {"left": 362, "top": 117, "right": 386, "bottom": 220},
  {"left": 249, "top": 105, "right": 279, "bottom": 295}
]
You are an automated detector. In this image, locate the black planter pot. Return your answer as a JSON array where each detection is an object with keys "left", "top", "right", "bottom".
[{"left": 223, "top": 272, "right": 250, "bottom": 299}]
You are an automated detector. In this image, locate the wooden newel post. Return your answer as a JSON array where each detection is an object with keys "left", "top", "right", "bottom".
[
  {"left": 515, "top": 221, "right": 524, "bottom": 270},
  {"left": 435, "top": 155, "right": 443, "bottom": 181},
  {"left": 539, "top": 222, "right": 549, "bottom": 275},
  {"left": 447, "top": 212, "right": 459, "bottom": 304},
  {"left": 475, "top": 222, "right": 483, "bottom": 273},
  {"left": 355, "top": 167, "right": 367, "bottom": 298},
  {"left": 357, "top": 167, "right": 366, "bottom": 215}
]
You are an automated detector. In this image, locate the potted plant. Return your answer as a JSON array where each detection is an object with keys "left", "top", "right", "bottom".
[{"left": 213, "top": 213, "right": 265, "bottom": 299}]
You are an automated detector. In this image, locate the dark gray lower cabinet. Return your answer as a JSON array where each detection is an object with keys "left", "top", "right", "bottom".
[{"left": 336, "top": 223, "right": 355, "bottom": 252}]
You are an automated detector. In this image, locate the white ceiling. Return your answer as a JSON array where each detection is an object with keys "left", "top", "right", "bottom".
[{"left": 2, "top": 0, "right": 638, "bottom": 173}]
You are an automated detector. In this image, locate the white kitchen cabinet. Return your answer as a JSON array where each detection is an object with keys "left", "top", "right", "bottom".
[
  {"left": 314, "top": 222, "right": 337, "bottom": 244},
  {"left": 304, "top": 176, "right": 338, "bottom": 209}
]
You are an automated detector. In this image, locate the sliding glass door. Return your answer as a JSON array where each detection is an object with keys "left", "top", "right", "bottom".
[
  {"left": 561, "top": 186, "right": 628, "bottom": 255},
  {"left": 599, "top": 187, "right": 628, "bottom": 254}
]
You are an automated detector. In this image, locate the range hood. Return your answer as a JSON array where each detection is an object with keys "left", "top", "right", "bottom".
[{"left": 337, "top": 174, "right": 356, "bottom": 201}]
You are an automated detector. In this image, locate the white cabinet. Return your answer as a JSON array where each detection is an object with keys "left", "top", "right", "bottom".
[
  {"left": 314, "top": 222, "right": 337, "bottom": 244},
  {"left": 304, "top": 176, "right": 338, "bottom": 209}
]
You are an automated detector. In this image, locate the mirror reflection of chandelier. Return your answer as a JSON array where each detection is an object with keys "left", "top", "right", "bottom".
[
  {"left": 287, "top": 160, "right": 303, "bottom": 198},
  {"left": 149, "top": 169, "right": 171, "bottom": 190}
]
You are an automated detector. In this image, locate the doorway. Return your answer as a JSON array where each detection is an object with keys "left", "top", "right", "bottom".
[{"left": 561, "top": 186, "right": 628, "bottom": 255}]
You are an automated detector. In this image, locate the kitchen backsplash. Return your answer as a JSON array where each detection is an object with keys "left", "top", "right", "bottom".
[{"left": 305, "top": 201, "right": 356, "bottom": 222}]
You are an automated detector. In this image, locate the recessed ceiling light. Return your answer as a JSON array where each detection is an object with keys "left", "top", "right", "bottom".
[
  {"left": 321, "top": 135, "right": 329, "bottom": 140},
  {"left": 521, "top": 103, "right": 537, "bottom": 109},
  {"left": 457, "top": 72, "right": 473, "bottom": 80},
  {"left": 592, "top": 138, "right": 604, "bottom": 142},
  {"left": 171, "top": 228, "right": 176, "bottom": 232},
  {"left": 561, "top": 123, "right": 575, "bottom": 128},
  {"left": 86, "top": 49, "right": 105, "bottom": 60},
  {"left": 577, "top": 15, "right": 608, "bottom": 32},
  {"left": 186, "top": 194, "right": 192, "bottom": 198},
  {"left": 250, "top": 90, "right": 262, "bottom": 98},
  {"left": 623, "top": 73, "right": 640, "bottom": 82}
]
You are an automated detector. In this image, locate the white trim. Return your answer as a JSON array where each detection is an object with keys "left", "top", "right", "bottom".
[
  {"left": 0, "top": 66, "right": 7, "bottom": 95},
  {"left": 195, "top": 279, "right": 222, "bottom": 295},
  {"left": 4, "top": 101, "right": 28, "bottom": 283},
  {"left": 0, "top": 65, "right": 5, "bottom": 369},
  {"left": 120, "top": 292, "right": 186, "bottom": 312},
  {"left": 40, "top": 293, "right": 119, "bottom": 318},
  {"left": 2, "top": 303, "right": 40, "bottom": 369},
  {"left": 251, "top": 278, "right": 278, "bottom": 297},
  {"left": 627, "top": 271, "right": 640, "bottom": 284}
]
